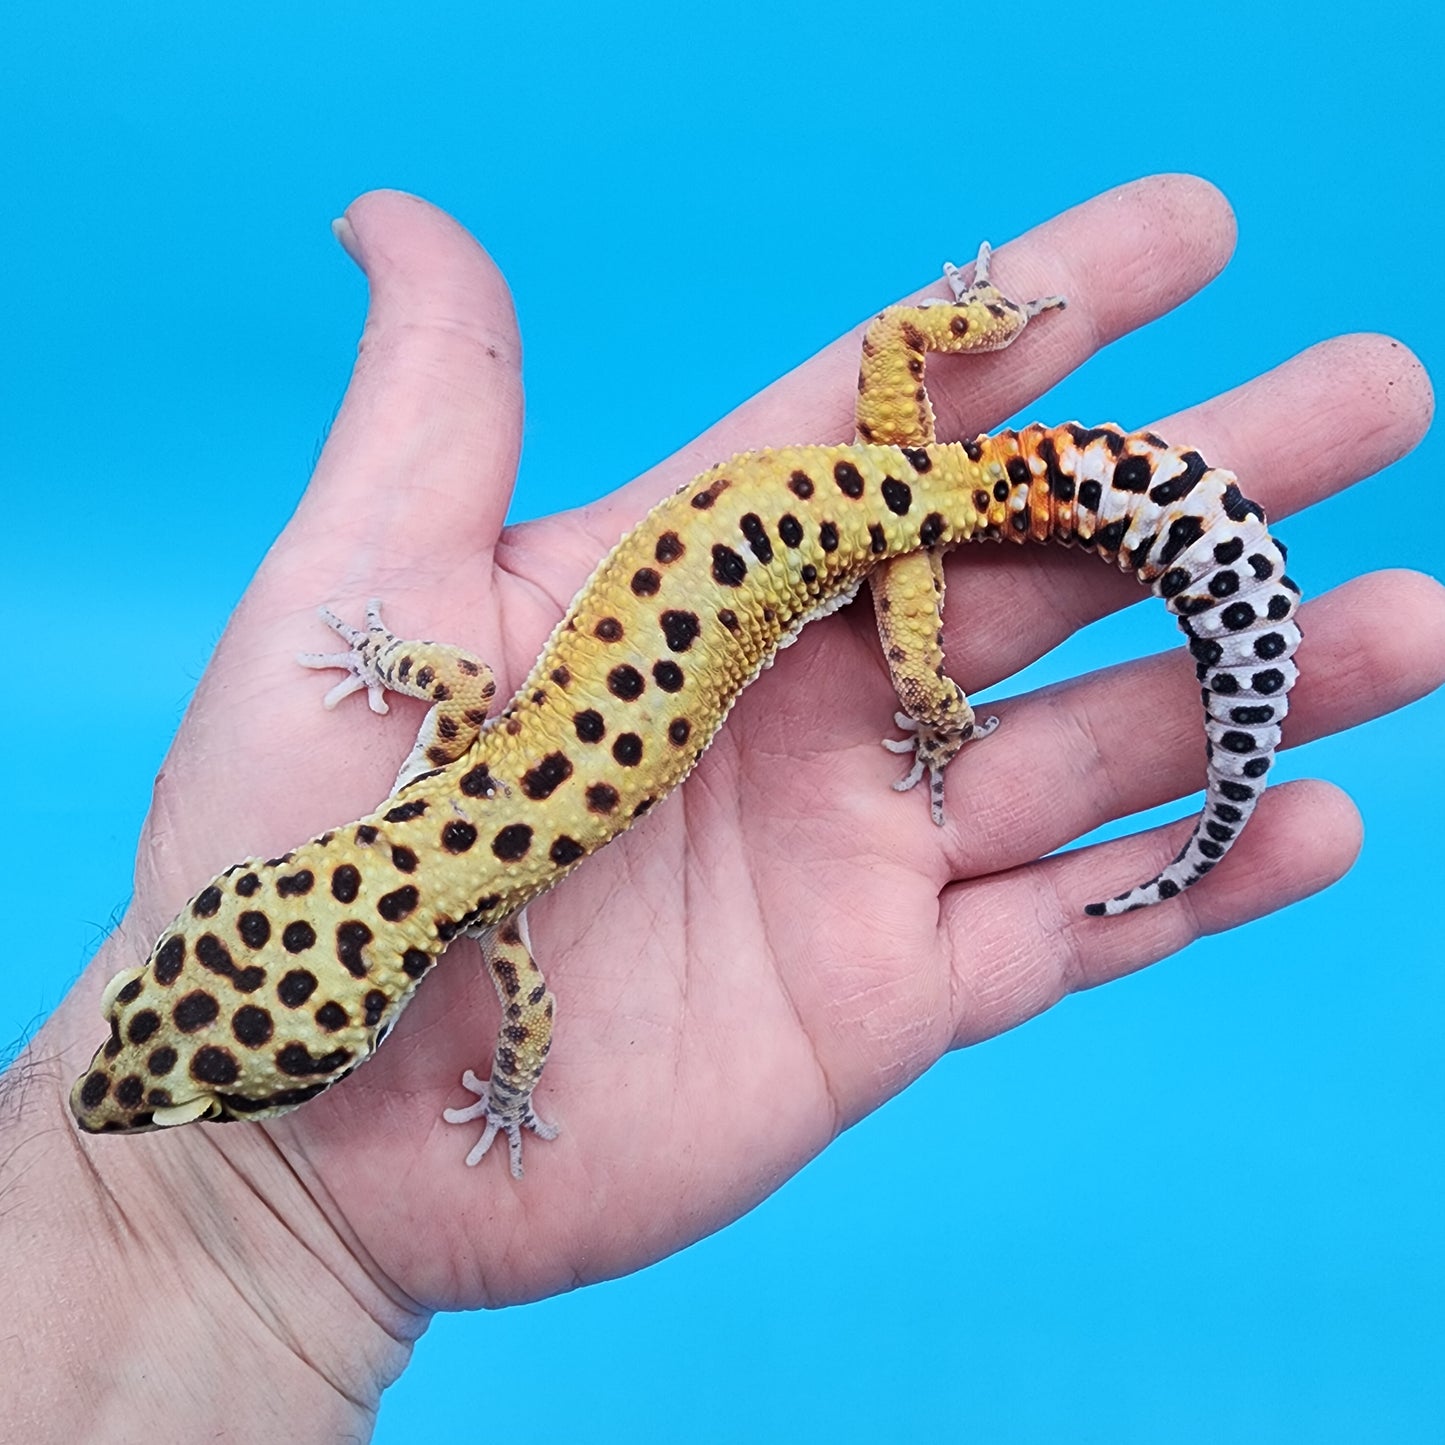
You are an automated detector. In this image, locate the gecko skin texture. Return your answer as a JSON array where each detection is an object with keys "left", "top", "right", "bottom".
[{"left": 72, "top": 247, "right": 1302, "bottom": 1175}]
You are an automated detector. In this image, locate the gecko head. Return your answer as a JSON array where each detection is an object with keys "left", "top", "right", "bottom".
[
  {"left": 68, "top": 854, "right": 380, "bottom": 1138},
  {"left": 70, "top": 960, "right": 227, "bottom": 1134}
]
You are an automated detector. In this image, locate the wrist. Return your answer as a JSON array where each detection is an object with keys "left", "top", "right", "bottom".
[{"left": 1, "top": 937, "right": 424, "bottom": 1443}]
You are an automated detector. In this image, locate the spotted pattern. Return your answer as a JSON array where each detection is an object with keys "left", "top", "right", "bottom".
[{"left": 73, "top": 267, "right": 1301, "bottom": 1179}]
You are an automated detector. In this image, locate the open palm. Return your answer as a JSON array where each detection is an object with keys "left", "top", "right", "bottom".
[{"left": 42, "top": 178, "right": 1440, "bottom": 1334}]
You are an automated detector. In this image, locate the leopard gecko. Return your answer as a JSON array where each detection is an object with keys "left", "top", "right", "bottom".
[{"left": 72, "top": 245, "right": 1302, "bottom": 1175}]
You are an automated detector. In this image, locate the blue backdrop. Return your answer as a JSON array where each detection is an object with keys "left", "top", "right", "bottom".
[{"left": 4, "top": 3, "right": 1441, "bottom": 1439}]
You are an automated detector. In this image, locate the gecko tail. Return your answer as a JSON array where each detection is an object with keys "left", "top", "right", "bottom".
[{"left": 1077, "top": 455, "right": 1302, "bottom": 918}]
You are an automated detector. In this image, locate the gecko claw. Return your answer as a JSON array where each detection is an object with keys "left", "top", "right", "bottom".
[
  {"left": 297, "top": 600, "right": 394, "bottom": 713},
  {"left": 883, "top": 712, "right": 999, "bottom": 825},
  {"left": 444, "top": 1068, "right": 560, "bottom": 1178}
]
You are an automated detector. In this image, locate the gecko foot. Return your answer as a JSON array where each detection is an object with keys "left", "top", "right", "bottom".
[
  {"left": 882, "top": 710, "right": 999, "bottom": 825},
  {"left": 942, "top": 241, "right": 1066, "bottom": 319},
  {"left": 297, "top": 599, "right": 395, "bottom": 712},
  {"left": 443, "top": 1069, "right": 560, "bottom": 1178}
]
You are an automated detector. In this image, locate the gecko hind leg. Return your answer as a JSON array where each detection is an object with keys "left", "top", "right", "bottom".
[
  {"left": 874, "top": 550, "right": 998, "bottom": 825},
  {"left": 298, "top": 598, "right": 498, "bottom": 790},
  {"left": 443, "top": 909, "right": 559, "bottom": 1178}
]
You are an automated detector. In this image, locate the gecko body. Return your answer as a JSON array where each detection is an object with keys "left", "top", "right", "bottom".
[{"left": 72, "top": 249, "right": 1301, "bottom": 1173}]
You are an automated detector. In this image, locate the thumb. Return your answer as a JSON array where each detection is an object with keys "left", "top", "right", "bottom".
[{"left": 288, "top": 189, "right": 525, "bottom": 571}]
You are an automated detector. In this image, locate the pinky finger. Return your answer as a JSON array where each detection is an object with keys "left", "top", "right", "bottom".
[{"left": 941, "top": 778, "right": 1362, "bottom": 1049}]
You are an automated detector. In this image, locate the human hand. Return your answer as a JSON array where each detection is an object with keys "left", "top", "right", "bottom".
[{"left": 8, "top": 177, "right": 1440, "bottom": 1434}]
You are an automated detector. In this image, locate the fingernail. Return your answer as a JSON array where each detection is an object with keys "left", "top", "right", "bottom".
[{"left": 331, "top": 216, "right": 364, "bottom": 270}]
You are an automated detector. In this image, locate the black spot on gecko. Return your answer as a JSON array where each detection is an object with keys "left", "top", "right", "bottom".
[
  {"left": 1221, "top": 601, "right": 1257, "bottom": 631},
  {"left": 586, "top": 783, "right": 619, "bottom": 814},
  {"left": 661, "top": 610, "right": 701, "bottom": 652},
  {"left": 653, "top": 659, "right": 684, "bottom": 691},
  {"left": 314, "top": 1001, "right": 348, "bottom": 1032},
  {"left": 363, "top": 991, "right": 387, "bottom": 1028},
  {"left": 147, "top": 1045, "right": 177, "bottom": 1076},
  {"left": 655, "top": 531, "right": 685, "bottom": 564},
  {"left": 173, "top": 991, "right": 220, "bottom": 1033},
  {"left": 277, "top": 970, "right": 319, "bottom": 1007},
  {"left": 237, "top": 912, "right": 271, "bottom": 950},
  {"left": 1094, "top": 519, "right": 1127, "bottom": 554},
  {"left": 1254, "top": 632, "right": 1288, "bottom": 659},
  {"left": 882, "top": 478, "right": 912, "bottom": 515},
  {"left": 918, "top": 513, "right": 944, "bottom": 547},
  {"left": 115, "top": 1075, "right": 144, "bottom": 1108},
  {"left": 594, "top": 616, "right": 624, "bottom": 642},
  {"left": 196, "top": 934, "right": 264, "bottom": 993},
  {"left": 442, "top": 820, "right": 479, "bottom": 853},
  {"left": 235, "top": 872, "right": 260, "bottom": 897},
  {"left": 1159, "top": 568, "right": 1192, "bottom": 600},
  {"left": 740, "top": 513, "right": 774, "bottom": 563},
  {"left": 1209, "top": 570, "right": 1240, "bottom": 598},
  {"left": 336, "top": 921, "right": 373, "bottom": 977},
  {"left": 902, "top": 446, "right": 931, "bottom": 472},
  {"left": 1221, "top": 484, "right": 1265, "bottom": 523},
  {"left": 551, "top": 666, "right": 572, "bottom": 686},
  {"left": 788, "top": 471, "right": 814, "bottom": 499},
  {"left": 491, "top": 824, "right": 534, "bottom": 861},
  {"left": 275, "top": 1043, "right": 352, "bottom": 1078},
  {"left": 550, "top": 836, "right": 586, "bottom": 866},
  {"left": 377, "top": 887, "right": 419, "bottom": 922},
  {"left": 834, "top": 460, "right": 865, "bottom": 498},
  {"left": 355, "top": 824, "right": 379, "bottom": 845},
  {"left": 818, "top": 522, "right": 839, "bottom": 552},
  {"left": 612, "top": 733, "right": 643, "bottom": 766},
  {"left": 712, "top": 544, "right": 748, "bottom": 587},
  {"left": 574, "top": 709, "right": 606, "bottom": 742},
  {"left": 522, "top": 752, "right": 574, "bottom": 800},
  {"left": 992, "top": 479, "right": 1010, "bottom": 502},
  {"left": 778, "top": 513, "right": 804, "bottom": 548},
  {"left": 1077, "top": 479, "right": 1102, "bottom": 511},
  {"left": 282, "top": 921, "right": 316, "bottom": 954},
  {"left": 191, "top": 1047, "right": 240, "bottom": 1086},
  {"left": 116, "top": 977, "right": 143, "bottom": 1006},
  {"left": 1127, "top": 533, "right": 1157, "bottom": 572},
  {"left": 1112, "top": 455, "right": 1152, "bottom": 492},
  {"left": 402, "top": 949, "right": 431, "bottom": 979},
  {"left": 391, "top": 845, "right": 418, "bottom": 872},
  {"left": 869, "top": 523, "right": 887, "bottom": 554},
  {"left": 631, "top": 568, "right": 661, "bottom": 597},
  {"left": 192, "top": 886, "right": 222, "bottom": 919},
  {"left": 608, "top": 664, "right": 646, "bottom": 699},
  {"left": 1218, "top": 730, "right": 1258, "bottom": 754},
  {"left": 276, "top": 868, "right": 315, "bottom": 897},
  {"left": 691, "top": 477, "right": 730, "bottom": 509},
  {"left": 801, "top": 564, "right": 817, "bottom": 584},
  {"left": 80, "top": 1071, "right": 109, "bottom": 1108},
  {"left": 1213, "top": 536, "right": 1244, "bottom": 565},
  {"left": 126, "top": 1010, "right": 160, "bottom": 1045},
  {"left": 232, "top": 1006, "right": 274, "bottom": 1048},
  {"left": 668, "top": 718, "right": 692, "bottom": 746},
  {"left": 384, "top": 801, "right": 427, "bottom": 824},
  {"left": 331, "top": 865, "right": 360, "bottom": 903},
  {"left": 718, "top": 608, "right": 740, "bottom": 632},
  {"left": 1158, "top": 514, "right": 1206, "bottom": 567},
  {"left": 1006, "top": 456, "right": 1030, "bottom": 488}
]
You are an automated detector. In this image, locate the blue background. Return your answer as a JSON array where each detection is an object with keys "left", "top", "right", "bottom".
[{"left": 4, "top": 3, "right": 1441, "bottom": 1439}]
